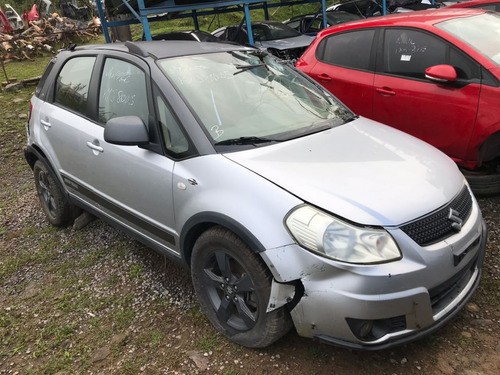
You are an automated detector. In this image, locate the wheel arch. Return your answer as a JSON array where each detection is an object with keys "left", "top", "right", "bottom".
[
  {"left": 180, "top": 212, "right": 266, "bottom": 267},
  {"left": 25, "top": 144, "right": 73, "bottom": 203},
  {"left": 478, "top": 130, "right": 500, "bottom": 164}
]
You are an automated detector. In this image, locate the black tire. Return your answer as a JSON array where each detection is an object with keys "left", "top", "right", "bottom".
[
  {"left": 33, "top": 160, "right": 75, "bottom": 227},
  {"left": 461, "top": 165, "right": 500, "bottom": 197},
  {"left": 191, "top": 227, "right": 292, "bottom": 348}
]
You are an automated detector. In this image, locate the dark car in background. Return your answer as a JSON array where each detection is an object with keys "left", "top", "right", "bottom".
[
  {"left": 284, "top": 10, "right": 362, "bottom": 35},
  {"left": 151, "top": 30, "right": 219, "bottom": 42},
  {"left": 212, "top": 20, "right": 314, "bottom": 60}
]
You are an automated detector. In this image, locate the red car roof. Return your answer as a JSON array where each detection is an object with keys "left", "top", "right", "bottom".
[{"left": 317, "top": 8, "right": 489, "bottom": 38}]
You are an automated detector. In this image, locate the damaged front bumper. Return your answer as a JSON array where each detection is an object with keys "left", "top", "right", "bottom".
[{"left": 261, "top": 202, "right": 487, "bottom": 350}]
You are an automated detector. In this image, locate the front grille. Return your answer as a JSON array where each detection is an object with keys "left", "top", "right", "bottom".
[
  {"left": 400, "top": 185, "right": 472, "bottom": 246},
  {"left": 429, "top": 251, "right": 479, "bottom": 312}
]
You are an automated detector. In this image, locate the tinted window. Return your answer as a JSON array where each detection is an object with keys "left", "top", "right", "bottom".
[
  {"left": 98, "top": 58, "right": 149, "bottom": 124},
  {"left": 36, "top": 58, "right": 55, "bottom": 99},
  {"left": 54, "top": 56, "right": 95, "bottom": 114},
  {"left": 321, "top": 30, "right": 375, "bottom": 71},
  {"left": 382, "top": 29, "right": 446, "bottom": 79},
  {"left": 382, "top": 28, "right": 480, "bottom": 80}
]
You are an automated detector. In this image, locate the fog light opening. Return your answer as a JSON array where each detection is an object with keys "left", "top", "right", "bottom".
[
  {"left": 346, "top": 316, "right": 407, "bottom": 342},
  {"left": 358, "top": 320, "right": 374, "bottom": 339}
]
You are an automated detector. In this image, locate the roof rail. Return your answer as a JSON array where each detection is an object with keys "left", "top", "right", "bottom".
[{"left": 124, "top": 41, "right": 148, "bottom": 57}]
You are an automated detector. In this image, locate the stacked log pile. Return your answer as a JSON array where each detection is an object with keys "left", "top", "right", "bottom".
[{"left": 0, "top": 14, "right": 101, "bottom": 61}]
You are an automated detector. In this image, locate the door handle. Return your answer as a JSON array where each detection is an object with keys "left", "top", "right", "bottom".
[
  {"left": 376, "top": 87, "right": 396, "bottom": 96},
  {"left": 318, "top": 73, "right": 332, "bottom": 82},
  {"left": 40, "top": 119, "right": 51, "bottom": 130},
  {"left": 86, "top": 141, "right": 103, "bottom": 153}
]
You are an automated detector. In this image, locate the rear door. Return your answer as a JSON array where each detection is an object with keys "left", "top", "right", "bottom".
[
  {"left": 40, "top": 53, "right": 190, "bottom": 253},
  {"left": 306, "top": 29, "right": 377, "bottom": 117},
  {"left": 372, "top": 28, "right": 482, "bottom": 162}
]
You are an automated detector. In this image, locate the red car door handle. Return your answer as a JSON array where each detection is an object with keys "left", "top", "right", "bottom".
[
  {"left": 376, "top": 87, "right": 396, "bottom": 96},
  {"left": 318, "top": 73, "right": 332, "bottom": 82}
]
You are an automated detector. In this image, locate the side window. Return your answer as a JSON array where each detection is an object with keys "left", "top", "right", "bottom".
[
  {"left": 156, "top": 95, "right": 190, "bottom": 157},
  {"left": 54, "top": 56, "right": 96, "bottom": 114},
  {"left": 320, "top": 30, "right": 375, "bottom": 71},
  {"left": 382, "top": 29, "right": 446, "bottom": 79},
  {"left": 98, "top": 58, "right": 149, "bottom": 124}
]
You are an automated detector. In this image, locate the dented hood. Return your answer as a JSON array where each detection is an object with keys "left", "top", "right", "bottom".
[{"left": 223, "top": 118, "right": 464, "bottom": 226}]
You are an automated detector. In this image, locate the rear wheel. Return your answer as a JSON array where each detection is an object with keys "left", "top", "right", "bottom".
[
  {"left": 191, "top": 227, "right": 292, "bottom": 348},
  {"left": 33, "top": 160, "right": 75, "bottom": 226}
]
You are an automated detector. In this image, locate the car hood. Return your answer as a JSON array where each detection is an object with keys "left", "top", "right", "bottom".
[
  {"left": 257, "top": 34, "right": 314, "bottom": 50},
  {"left": 223, "top": 118, "right": 464, "bottom": 226}
]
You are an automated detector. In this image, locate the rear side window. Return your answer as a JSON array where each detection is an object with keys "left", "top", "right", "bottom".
[
  {"left": 54, "top": 56, "right": 96, "bottom": 115},
  {"left": 319, "top": 29, "right": 375, "bottom": 71},
  {"left": 35, "top": 58, "right": 55, "bottom": 100},
  {"left": 98, "top": 58, "right": 149, "bottom": 125}
]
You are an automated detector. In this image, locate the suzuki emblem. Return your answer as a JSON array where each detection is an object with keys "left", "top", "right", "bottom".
[{"left": 447, "top": 208, "right": 463, "bottom": 232}]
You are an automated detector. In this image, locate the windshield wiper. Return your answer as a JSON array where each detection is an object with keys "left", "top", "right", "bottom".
[
  {"left": 215, "top": 136, "right": 280, "bottom": 146},
  {"left": 234, "top": 63, "right": 266, "bottom": 75}
]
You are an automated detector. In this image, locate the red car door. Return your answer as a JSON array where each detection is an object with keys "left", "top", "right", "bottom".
[
  {"left": 372, "top": 28, "right": 481, "bottom": 163},
  {"left": 304, "top": 29, "right": 377, "bottom": 117}
]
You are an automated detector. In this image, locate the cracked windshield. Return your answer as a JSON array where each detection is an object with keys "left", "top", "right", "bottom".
[{"left": 159, "top": 51, "right": 353, "bottom": 145}]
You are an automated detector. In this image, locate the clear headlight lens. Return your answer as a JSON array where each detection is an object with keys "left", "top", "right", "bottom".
[{"left": 285, "top": 205, "right": 401, "bottom": 264}]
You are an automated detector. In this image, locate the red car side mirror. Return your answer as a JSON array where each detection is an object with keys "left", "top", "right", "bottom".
[{"left": 425, "top": 64, "right": 458, "bottom": 83}]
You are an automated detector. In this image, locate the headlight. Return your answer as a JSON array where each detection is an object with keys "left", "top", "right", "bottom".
[{"left": 285, "top": 205, "right": 401, "bottom": 264}]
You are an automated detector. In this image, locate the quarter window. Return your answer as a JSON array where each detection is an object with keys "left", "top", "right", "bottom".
[
  {"left": 98, "top": 58, "right": 149, "bottom": 124},
  {"left": 54, "top": 56, "right": 95, "bottom": 114},
  {"left": 320, "top": 30, "right": 375, "bottom": 71}
]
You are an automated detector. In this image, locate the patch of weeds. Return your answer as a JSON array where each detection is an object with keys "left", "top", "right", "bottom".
[
  {"left": 150, "top": 329, "right": 163, "bottom": 347},
  {"left": 196, "top": 333, "right": 220, "bottom": 351},
  {"left": 114, "top": 307, "right": 136, "bottom": 330},
  {"left": 129, "top": 263, "right": 143, "bottom": 279},
  {"left": 79, "top": 247, "right": 108, "bottom": 268},
  {"left": 223, "top": 371, "right": 239, "bottom": 375},
  {"left": 306, "top": 345, "right": 327, "bottom": 360}
]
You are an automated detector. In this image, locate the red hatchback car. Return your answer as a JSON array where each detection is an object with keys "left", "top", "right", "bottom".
[{"left": 297, "top": 9, "right": 500, "bottom": 195}]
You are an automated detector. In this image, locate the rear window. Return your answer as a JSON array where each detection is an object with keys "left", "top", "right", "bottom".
[
  {"left": 35, "top": 59, "right": 55, "bottom": 100},
  {"left": 54, "top": 56, "right": 96, "bottom": 115}
]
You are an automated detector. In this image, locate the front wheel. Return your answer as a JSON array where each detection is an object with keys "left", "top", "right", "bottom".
[
  {"left": 462, "top": 162, "right": 500, "bottom": 196},
  {"left": 191, "top": 227, "right": 292, "bottom": 348}
]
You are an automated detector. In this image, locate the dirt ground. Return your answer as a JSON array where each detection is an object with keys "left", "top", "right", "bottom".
[{"left": 0, "top": 87, "right": 499, "bottom": 375}]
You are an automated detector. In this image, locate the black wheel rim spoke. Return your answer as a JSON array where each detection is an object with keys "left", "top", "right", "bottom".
[
  {"left": 234, "top": 295, "right": 256, "bottom": 328},
  {"left": 216, "top": 295, "right": 232, "bottom": 323},
  {"left": 39, "top": 171, "right": 55, "bottom": 214},
  {"left": 202, "top": 268, "right": 224, "bottom": 288},
  {"left": 234, "top": 274, "right": 254, "bottom": 293},
  {"left": 215, "top": 251, "right": 232, "bottom": 280}
]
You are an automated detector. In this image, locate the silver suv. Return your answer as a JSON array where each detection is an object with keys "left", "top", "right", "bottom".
[{"left": 25, "top": 41, "right": 487, "bottom": 349}]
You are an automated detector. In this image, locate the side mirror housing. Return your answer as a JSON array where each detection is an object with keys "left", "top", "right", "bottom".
[
  {"left": 425, "top": 64, "right": 457, "bottom": 83},
  {"left": 104, "top": 116, "right": 149, "bottom": 146}
]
